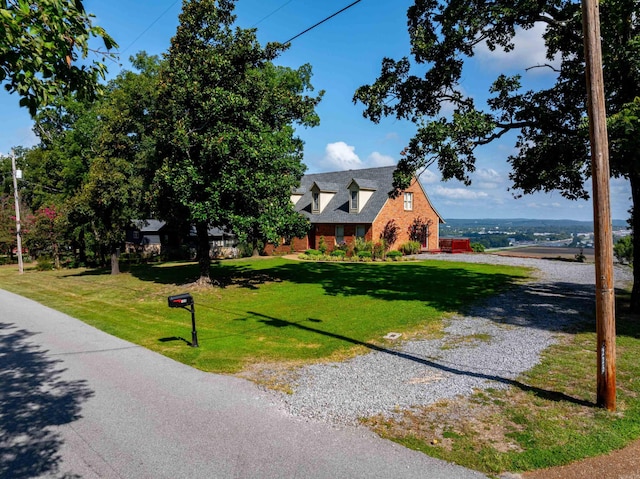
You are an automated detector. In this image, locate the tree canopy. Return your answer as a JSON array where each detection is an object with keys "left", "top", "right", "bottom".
[
  {"left": 154, "top": 0, "right": 322, "bottom": 282},
  {"left": 1, "top": 0, "right": 117, "bottom": 115},
  {"left": 354, "top": 0, "right": 640, "bottom": 308}
]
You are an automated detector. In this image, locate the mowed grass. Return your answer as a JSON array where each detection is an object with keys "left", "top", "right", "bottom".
[
  {"left": 0, "top": 257, "right": 528, "bottom": 373},
  {"left": 363, "top": 291, "right": 640, "bottom": 475},
  {"left": 3, "top": 256, "right": 640, "bottom": 474}
]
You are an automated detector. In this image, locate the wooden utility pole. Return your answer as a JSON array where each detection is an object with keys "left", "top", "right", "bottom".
[
  {"left": 581, "top": 0, "right": 616, "bottom": 410},
  {"left": 11, "top": 150, "right": 24, "bottom": 275}
]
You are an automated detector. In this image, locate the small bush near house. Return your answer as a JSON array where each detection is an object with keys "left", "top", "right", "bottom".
[
  {"left": 330, "top": 250, "right": 346, "bottom": 258},
  {"left": 387, "top": 250, "right": 403, "bottom": 261},
  {"left": 471, "top": 242, "right": 485, "bottom": 253},
  {"left": 357, "top": 251, "right": 372, "bottom": 260},
  {"left": 354, "top": 237, "right": 373, "bottom": 256},
  {"left": 318, "top": 236, "right": 328, "bottom": 255},
  {"left": 399, "top": 241, "right": 421, "bottom": 255},
  {"left": 304, "top": 249, "right": 322, "bottom": 256},
  {"left": 372, "top": 240, "right": 387, "bottom": 260}
]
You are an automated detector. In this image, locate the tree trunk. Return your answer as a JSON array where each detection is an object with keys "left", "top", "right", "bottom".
[
  {"left": 196, "top": 221, "right": 211, "bottom": 284},
  {"left": 629, "top": 173, "right": 640, "bottom": 312},
  {"left": 110, "top": 244, "right": 120, "bottom": 275},
  {"left": 53, "top": 242, "right": 60, "bottom": 269}
]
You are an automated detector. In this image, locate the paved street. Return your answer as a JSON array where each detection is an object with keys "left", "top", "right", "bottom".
[{"left": 0, "top": 288, "right": 487, "bottom": 479}]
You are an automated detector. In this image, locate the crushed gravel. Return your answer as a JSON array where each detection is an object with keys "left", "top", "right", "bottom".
[{"left": 270, "top": 254, "right": 633, "bottom": 425}]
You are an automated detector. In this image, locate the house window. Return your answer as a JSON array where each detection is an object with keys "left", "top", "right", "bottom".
[
  {"left": 312, "top": 192, "right": 320, "bottom": 212},
  {"left": 404, "top": 192, "right": 413, "bottom": 211},
  {"left": 355, "top": 225, "right": 366, "bottom": 239},
  {"left": 133, "top": 231, "right": 140, "bottom": 240},
  {"left": 350, "top": 190, "right": 358, "bottom": 211},
  {"left": 335, "top": 225, "right": 344, "bottom": 244}
]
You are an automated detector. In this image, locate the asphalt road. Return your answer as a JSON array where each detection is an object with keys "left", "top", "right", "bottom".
[{"left": 0, "top": 288, "right": 488, "bottom": 479}]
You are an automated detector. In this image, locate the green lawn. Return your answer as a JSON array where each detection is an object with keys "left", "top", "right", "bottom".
[
  {"left": 6, "top": 257, "right": 639, "bottom": 475},
  {"left": 0, "top": 257, "right": 528, "bottom": 373}
]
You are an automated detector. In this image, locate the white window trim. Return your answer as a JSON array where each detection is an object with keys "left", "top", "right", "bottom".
[{"left": 404, "top": 192, "right": 413, "bottom": 211}]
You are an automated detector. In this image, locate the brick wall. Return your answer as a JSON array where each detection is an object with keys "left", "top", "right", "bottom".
[{"left": 371, "top": 178, "right": 441, "bottom": 251}]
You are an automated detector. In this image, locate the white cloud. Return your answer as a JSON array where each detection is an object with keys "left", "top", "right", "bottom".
[
  {"left": 322, "top": 142, "right": 363, "bottom": 170},
  {"left": 474, "top": 168, "right": 503, "bottom": 189},
  {"left": 527, "top": 201, "right": 568, "bottom": 210},
  {"left": 475, "top": 23, "right": 561, "bottom": 73},
  {"left": 418, "top": 169, "right": 440, "bottom": 184},
  {"left": 434, "top": 186, "right": 489, "bottom": 200},
  {"left": 367, "top": 151, "right": 396, "bottom": 167}
]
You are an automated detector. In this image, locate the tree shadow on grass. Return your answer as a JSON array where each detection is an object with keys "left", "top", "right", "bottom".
[
  {"left": 0, "top": 323, "right": 94, "bottom": 479},
  {"left": 127, "top": 259, "right": 525, "bottom": 309},
  {"left": 249, "top": 311, "right": 594, "bottom": 407}
]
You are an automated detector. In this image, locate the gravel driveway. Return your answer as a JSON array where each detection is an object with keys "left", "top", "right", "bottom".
[{"left": 272, "top": 254, "right": 633, "bottom": 424}]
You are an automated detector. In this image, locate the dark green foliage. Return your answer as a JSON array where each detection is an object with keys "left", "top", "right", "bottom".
[
  {"left": 614, "top": 235, "right": 633, "bottom": 264},
  {"left": 471, "top": 242, "right": 486, "bottom": 253},
  {"left": 387, "top": 250, "right": 403, "bottom": 260},
  {"left": 318, "top": 236, "right": 328, "bottom": 254},
  {"left": 153, "top": 0, "right": 322, "bottom": 282},
  {"left": 355, "top": 0, "right": 640, "bottom": 308},
  {"left": 21, "top": 53, "right": 161, "bottom": 272},
  {"left": 1, "top": 0, "right": 117, "bottom": 115},
  {"left": 400, "top": 241, "right": 421, "bottom": 255}
]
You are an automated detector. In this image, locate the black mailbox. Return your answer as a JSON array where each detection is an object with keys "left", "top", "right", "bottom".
[
  {"left": 167, "top": 293, "right": 198, "bottom": 347},
  {"left": 168, "top": 293, "right": 194, "bottom": 308}
]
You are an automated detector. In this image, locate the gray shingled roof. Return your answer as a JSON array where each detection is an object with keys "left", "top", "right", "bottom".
[{"left": 296, "top": 166, "right": 397, "bottom": 224}]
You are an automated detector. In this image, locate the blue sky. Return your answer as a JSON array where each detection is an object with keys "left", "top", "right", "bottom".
[{"left": 0, "top": 0, "right": 632, "bottom": 221}]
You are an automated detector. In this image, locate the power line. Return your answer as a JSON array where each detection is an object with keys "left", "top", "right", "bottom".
[
  {"left": 251, "top": 0, "right": 296, "bottom": 28},
  {"left": 282, "top": 0, "right": 363, "bottom": 44},
  {"left": 120, "top": 0, "right": 182, "bottom": 56}
]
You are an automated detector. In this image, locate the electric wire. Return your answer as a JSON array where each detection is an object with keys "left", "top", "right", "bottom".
[
  {"left": 282, "top": 0, "right": 363, "bottom": 44},
  {"left": 119, "top": 0, "right": 182, "bottom": 56},
  {"left": 251, "top": 0, "right": 296, "bottom": 27}
]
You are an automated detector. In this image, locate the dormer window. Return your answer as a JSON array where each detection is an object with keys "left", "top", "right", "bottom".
[
  {"left": 310, "top": 182, "right": 338, "bottom": 214},
  {"left": 347, "top": 179, "right": 376, "bottom": 214},
  {"left": 350, "top": 190, "right": 358, "bottom": 211}
]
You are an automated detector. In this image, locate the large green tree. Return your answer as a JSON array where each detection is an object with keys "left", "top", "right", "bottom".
[
  {"left": 154, "top": 0, "right": 322, "bottom": 283},
  {"left": 21, "top": 53, "right": 160, "bottom": 272},
  {"left": 1, "top": 0, "right": 117, "bottom": 115},
  {"left": 354, "top": 0, "right": 640, "bottom": 309}
]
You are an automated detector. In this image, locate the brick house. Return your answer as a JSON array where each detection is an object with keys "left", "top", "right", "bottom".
[{"left": 268, "top": 165, "right": 444, "bottom": 254}]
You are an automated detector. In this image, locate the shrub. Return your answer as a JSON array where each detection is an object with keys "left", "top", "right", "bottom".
[
  {"left": 471, "top": 242, "right": 486, "bottom": 253},
  {"left": 399, "top": 241, "right": 421, "bottom": 255},
  {"left": 354, "top": 237, "right": 373, "bottom": 255},
  {"left": 614, "top": 235, "right": 633, "bottom": 264},
  {"left": 387, "top": 250, "right": 403, "bottom": 260},
  {"left": 305, "top": 249, "right": 322, "bottom": 256},
  {"left": 357, "top": 251, "right": 372, "bottom": 260},
  {"left": 36, "top": 256, "right": 54, "bottom": 271},
  {"left": 373, "top": 240, "right": 386, "bottom": 260},
  {"left": 318, "top": 236, "right": 328, "bottom": 255},
  {"left": 330, "top": 249, "right": 346, "bottom": 258},
  {"left": 381, "top": 219, "right": 400, "bottom": 248}
]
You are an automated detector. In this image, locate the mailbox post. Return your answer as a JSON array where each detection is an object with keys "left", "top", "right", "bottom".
[{"left": 167, "top": 293, "right": 199, "bottom": 347}]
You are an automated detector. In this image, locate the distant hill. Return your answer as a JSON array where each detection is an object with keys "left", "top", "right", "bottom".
[{"left": 442, "top": 218, "right": 628, "bottom": 229}]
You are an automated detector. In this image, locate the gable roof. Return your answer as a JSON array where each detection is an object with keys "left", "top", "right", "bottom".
[{"left": 296, "top": 166, "right": 397, "bottom": 224}]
